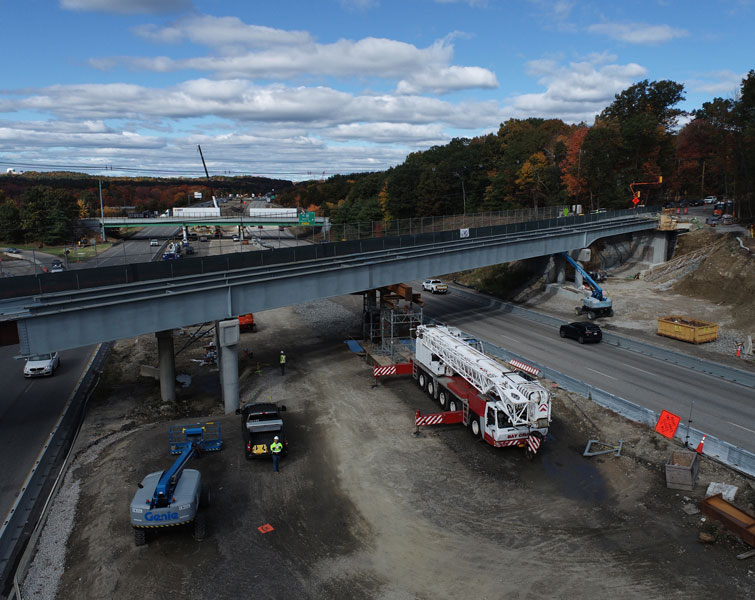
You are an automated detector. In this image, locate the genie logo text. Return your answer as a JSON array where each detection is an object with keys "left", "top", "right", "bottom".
[{"left": 145, "top": 511, "right": 179, "bottom": 522}]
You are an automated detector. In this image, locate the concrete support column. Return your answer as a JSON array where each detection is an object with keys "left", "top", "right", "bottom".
[
  {"left": 650, "top": 232, "right": 669, "bottom": 264},
  {"left": 217, "top": 319, "right": 240, "bottom": 414},
  {"left": 156, "top": 329, "right": 176, "bottom": 403}
]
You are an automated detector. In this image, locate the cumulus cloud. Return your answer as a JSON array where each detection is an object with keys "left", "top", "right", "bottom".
[
  {"left": 133, "top": 16, "right": 312, "bottom": 49},
  {"left": 2, "top": 79, "right": 502, "bottom": 131},
  {"left": 397, "top": 66, "right": 498, "bottom": 95},
  {"left": 328, "top": 123, "right": 447, "bottom": 144},
  {"left": 61, "top": 0, "right": 192, "bottom": 15},
  {"left": 588, "top": 22, "right": 689, "bottom": 44},
  {"left": 506, "top": 57, "right": 647, "bottom": 122}
]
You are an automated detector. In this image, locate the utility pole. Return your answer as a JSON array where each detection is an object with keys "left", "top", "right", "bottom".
[{"left": 99, "top": 179, "right": 107, "bottom": 242}]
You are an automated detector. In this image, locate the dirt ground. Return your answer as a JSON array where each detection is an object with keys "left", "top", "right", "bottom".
[{"left": 24, "top": 227, "right": 755, "bottom": 600}]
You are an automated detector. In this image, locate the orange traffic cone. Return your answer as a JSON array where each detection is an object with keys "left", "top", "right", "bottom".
[
  {"left": 736, "top": 344, "right": 742, "bottom": 358},
  {"left": 696, "top": 434, "right": 707, "bottom": 454}
]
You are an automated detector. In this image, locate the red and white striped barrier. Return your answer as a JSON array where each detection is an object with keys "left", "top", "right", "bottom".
[
  {"left": 509, "top": 359, "right": 540, "bottom": 377},
  {"left": 414, "top": 410, "right": 463, "bottom": 427},
  {"left": 373, "top": 363, "right": 413, "bottom": 378},
  {"left": 527, "top": 433, "right": 541, "bottom": 455}
]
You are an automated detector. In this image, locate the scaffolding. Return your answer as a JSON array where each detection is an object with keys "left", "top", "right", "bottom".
[{"left": 362, "top": 290, "right": 422, "bottom": 359}]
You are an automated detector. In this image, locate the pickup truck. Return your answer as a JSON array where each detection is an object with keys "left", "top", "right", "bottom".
[
  {"left": 422, "top": 279, "right": 449, "bottom": 294},
  {"left": 237, "top": 402, "right": 288, "bottom": 460}
]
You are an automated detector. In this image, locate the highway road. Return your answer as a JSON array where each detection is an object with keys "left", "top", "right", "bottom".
[
  {"left": 417, "top": 284, "right": 755, "bottom": 454},
  {"left": 0, "top": 344, "right": 96, "bottom": 526}
]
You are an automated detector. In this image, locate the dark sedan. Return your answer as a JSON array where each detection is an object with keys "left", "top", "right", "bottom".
[{"left": 560, "top": 322, "right": 602, "bottom": 344}]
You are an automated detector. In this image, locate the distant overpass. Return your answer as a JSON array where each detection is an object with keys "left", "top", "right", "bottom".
[
  {"left": 4, "top": 208, "right": 662, "bottom": 356},
  {"left": 79, "top": 215, "right": 328, "bottom": 229}
]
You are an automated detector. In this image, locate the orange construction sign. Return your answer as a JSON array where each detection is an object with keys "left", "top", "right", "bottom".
[
  {"left": 257, "top": 523, "right": 275, "bottom": 534},
  {"left": 655, "top": 410, "right": 681, "bottom": 440}
]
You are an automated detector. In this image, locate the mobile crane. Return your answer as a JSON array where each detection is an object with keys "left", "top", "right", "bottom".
[
  {"left": 376, "top": 324, "right": 551, "bottom": 458},
  {"left": 129, "top": 422, "right": 221, "bottom": 546},
  {"left": 560, "top": 252, "right": 613, "bottom": 319}
]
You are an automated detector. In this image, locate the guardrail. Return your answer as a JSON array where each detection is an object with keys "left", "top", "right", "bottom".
[
  {"left": 0, "top": 207, "right": 659, "bottom": 300},
  {"left": 0, "top": 343, "right": 111, "bottom": 597},
  {"left": 436, "top": 288, "right": 755, "bottom": 477},
  {"left": 450, "top": 287, "right": 755, "bottom": 389}
]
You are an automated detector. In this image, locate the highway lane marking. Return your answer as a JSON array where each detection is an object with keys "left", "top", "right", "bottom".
[
  {"left": 620, "top": 363, "right": 656, "bottom": 377},
  {"left": 585, "top": 367, "right": 617, "bottom": 380},
  {"left": 726, "top": 421, "right": 755, "bottom": 436}
]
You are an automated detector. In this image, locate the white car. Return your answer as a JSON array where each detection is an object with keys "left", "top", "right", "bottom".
[
  {"left": 422, "top": 279, "right": 449, "bottom": 294},
  {"left": 703, "top": 196, "right": 717, "bottom": 205},
  {"left": 24, "top": 352, "right": 60, "bottom": 377},
  {"left": 150, "top": 239, "right": 159, "bottom": 247}
]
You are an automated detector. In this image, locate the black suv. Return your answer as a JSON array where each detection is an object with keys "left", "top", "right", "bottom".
[
  {"left": 559, "top": 321, "right": 602, "bottom": 344},
  {"left": 236, "top": 402, "right": 288, "bottom": 459}
]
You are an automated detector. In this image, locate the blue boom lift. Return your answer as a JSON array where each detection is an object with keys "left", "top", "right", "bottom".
[
  {"left": 560, "top": 252, "right": 614, "bottom": 319},
  {"left": 129, "top": 422, "right": 221, "bottom": 546}
]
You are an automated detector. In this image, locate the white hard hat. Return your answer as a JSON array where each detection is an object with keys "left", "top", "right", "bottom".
[{"left": 273, "top": 436, "right": 279, "bottom": 440}]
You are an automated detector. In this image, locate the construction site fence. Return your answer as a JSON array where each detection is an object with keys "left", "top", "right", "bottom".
[{"left": 0, "top": 206, "right": 658, "bottom": 300}]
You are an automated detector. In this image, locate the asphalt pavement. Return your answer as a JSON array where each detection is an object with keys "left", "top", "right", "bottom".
[
  {"left": 419, "top": 285, "right": 755, "bottom": 454},
  {"left": 0, "top": 344, "right": 96, "bottom": 525}
]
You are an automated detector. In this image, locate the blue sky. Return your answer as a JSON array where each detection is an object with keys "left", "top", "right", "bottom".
[{"left": 1, "top": 0, "right": 752, "bottom": 181}]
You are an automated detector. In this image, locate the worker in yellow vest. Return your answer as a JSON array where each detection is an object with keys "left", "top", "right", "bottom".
[
  {"left": 271, "top": 436, "right": 283, "bottom": 472},
  {"left": 279, "top": 350, "right": 286, "bottom": 375}
]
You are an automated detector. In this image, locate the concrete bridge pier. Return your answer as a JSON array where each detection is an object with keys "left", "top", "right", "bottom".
[
  {"left": 156, "top": 329, "right": 176, "bottom": 403},
  {"left": 216, "top": 319, "right": 241, "bottom": 414}
]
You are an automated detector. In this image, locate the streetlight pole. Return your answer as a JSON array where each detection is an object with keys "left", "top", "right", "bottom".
[{"left": 99, "top": 179, "right": 107, "bottom": 243}]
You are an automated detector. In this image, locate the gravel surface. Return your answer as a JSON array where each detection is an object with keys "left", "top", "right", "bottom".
[{"left": 21, "top": 430, "right": 136, "bottom": 600}]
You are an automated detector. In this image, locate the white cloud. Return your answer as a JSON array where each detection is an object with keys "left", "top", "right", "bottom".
[
  {"left": 61, "top": 0, "right": 192, "bottom": 15},
  {"left": 397, "top": 66, "right": 498, "bottom": 95},
  {"left": 133, "top": 16, "right": 312, "bottom": 49},
  {"left": 3, "top": 79, "right": 502, "bottom": 133},
  {"left": 113, "top": 37, "right": 462, "bottom": 84},
  {"left": 587, "top": 22, "right": 689, "bottom": 45},
  {"left": 506, "top": 57, "right": 647, "bottom": 122},
  {"left": 328, "top": 123, "right": 447, "bottom": 144},
  {"left": 686, "top": 70, "right": 745, "bottom": 95}
]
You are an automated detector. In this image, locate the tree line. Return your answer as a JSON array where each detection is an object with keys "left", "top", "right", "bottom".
[
  {"left": 1, "top": 72, "right": 753, "bottom": 245},
  {"left": 281, "top": 72, "right": 755, "bottom": 226},
  {"left": 0, "top": 175, "right": 291, "bottom": 245}
]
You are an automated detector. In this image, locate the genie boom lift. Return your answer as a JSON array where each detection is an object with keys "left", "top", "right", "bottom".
[
  {"left": 560, "top": 252, "right": 614, "bottom": 319},
  {"left": 130, "top": 422, "right": 221, "bottom": 546}
]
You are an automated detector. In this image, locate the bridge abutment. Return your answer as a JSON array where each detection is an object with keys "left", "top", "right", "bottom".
[{"left": 155, "top": 329, "right": 176, "bottom": 403}]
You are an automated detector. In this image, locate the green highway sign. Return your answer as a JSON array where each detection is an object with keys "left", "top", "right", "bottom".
[{"left": 298, "top": 211, "right": 316, "bottom": 225}]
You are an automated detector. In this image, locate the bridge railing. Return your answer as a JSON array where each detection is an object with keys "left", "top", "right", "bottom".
[{"left": 0, "top": 206, "right": 659, "bottom": 300}]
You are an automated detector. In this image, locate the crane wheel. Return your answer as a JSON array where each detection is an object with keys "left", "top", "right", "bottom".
[
  {"left": 193, "top": 512, "right": 206, "bottom": 542},
  {"left": 470, "top": 417, "right": 481, "bottom": 439},
  {"left": 587, "top": 311, "right": 595, "bottom": 320},
  {"left": 133, "top": 527, "right": 146, "bottom": 547},
  {"left": 427, "top": 380, "right": 435, "bottom": 398},
  {"left": 439, "top": 389, "right": 449, "bottom": 410},
  {"left": 417, "top": 372, "right": 426, "bottom": 390},
  {"left": 448, "top": 399, "right": 459, "bottom": 412}
]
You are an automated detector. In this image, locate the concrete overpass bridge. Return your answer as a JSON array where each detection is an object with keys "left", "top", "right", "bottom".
[
  {"left": 1, "top": 207, "right": 664, "bottom": 411},
  {"left": 80, "top": 214, "right": 327, "bottom": 230}
]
